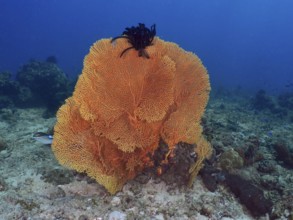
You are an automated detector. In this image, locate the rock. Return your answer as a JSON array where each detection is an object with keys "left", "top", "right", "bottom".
[
  {"left": 111, "top": 196, "right": 121, "bottom": 206},
  {"left": 108, "top": 211, "right": 126, "bottom": 220},
  {"left": 224, "top": 173, "right": 273, "bottom": 217}
]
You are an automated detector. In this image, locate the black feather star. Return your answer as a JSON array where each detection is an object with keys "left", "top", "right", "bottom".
[{"left": 111, "top": 23, "right": 156, "bottom": 59}]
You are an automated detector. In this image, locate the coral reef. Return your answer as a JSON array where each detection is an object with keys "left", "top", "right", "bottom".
[
  {"left": 0, "top": 71, "right": 20, "bottom": 108},
  {"left": 251, "top": 89, "right": 288, "bottom": 118},
  {"left": 278, "top": 92, "right": 293, "bottom": 111},
  {"left": 46, "top": 55, "right": 58, "bottom": 64},
  {"left": 16, "top": 60, "right": 71, "bottom": 115},
  {"left": 1, "top": 59, "right": 75, "bottom": 116},
  {"left": 52, "top": 37, "right": 212, "bottom": 194},
  {"left": 251, "top": 89, "right": 275, "bottom": 111}
]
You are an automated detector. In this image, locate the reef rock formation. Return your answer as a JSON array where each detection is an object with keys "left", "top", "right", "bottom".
[
  {"left": 16, "top": 60, "right": 70, "bottom": 115},
  {"left": 52, "top": 37, "right": 212, "bottom": 194}
]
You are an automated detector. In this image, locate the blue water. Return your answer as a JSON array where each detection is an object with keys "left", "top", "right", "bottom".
[{"left": 1, "top": 0, "right": 293, "bottom": 94}]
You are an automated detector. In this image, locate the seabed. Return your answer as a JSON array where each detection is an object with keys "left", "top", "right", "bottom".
[{"left": 0, "top": 90, "right": 292, "bottom": 220}]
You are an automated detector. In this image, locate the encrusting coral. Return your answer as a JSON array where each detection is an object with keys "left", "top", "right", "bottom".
[{"left": 52, "top": 36, "right": 212, "bottom": 194}]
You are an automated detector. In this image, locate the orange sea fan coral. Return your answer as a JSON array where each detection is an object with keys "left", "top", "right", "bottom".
[{"left": 52, "top": 36, "right": 212, "bottom": 194}]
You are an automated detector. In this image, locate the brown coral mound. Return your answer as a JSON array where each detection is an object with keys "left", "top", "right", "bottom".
[{"left": 52, "top": 37, "right": 212, "bottom": 194}]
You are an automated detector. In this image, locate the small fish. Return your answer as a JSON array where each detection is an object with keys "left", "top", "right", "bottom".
[{"left": 33, "top": 132, "right": 53, "bottom": 145}]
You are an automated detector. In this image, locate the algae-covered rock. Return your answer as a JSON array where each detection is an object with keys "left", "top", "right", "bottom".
[
  {"left": 273, "top": 140, "right": 293, "bottom": 168},
  {"left": 224, "top": 173, "right": 273, "bottom": 217},
  {"left": 40, "top": 168, "right": 74, "bottom": 185},
  {"left": 257, "top": 160, "right": 276, "bottom": 173},
  {"left": 0, "top": 137, "right": 8, "bottom": 152},
  {"left": 16, "top": 199, "right": 40, "bottom": 211},
  {"left": 219, "top": 148, "right": 243, "bottom": 171},
  {"left": 0, "top": 177, "right": 7, "bottom": 191}
]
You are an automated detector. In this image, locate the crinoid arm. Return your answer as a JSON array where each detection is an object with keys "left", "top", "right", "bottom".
[
  {"left": 120, "top": 46, "right": 135, "bottom": 57},
  {"left": 110, "top": 35, "right": 129, "bottom": 43}
]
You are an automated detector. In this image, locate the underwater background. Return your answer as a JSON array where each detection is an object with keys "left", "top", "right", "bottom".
[
  {"left": 1, "top": 0, "right": 293, "bottom": 94},
  {"left": 1, "top": 0, "right": 293, "bottom": 219}
]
